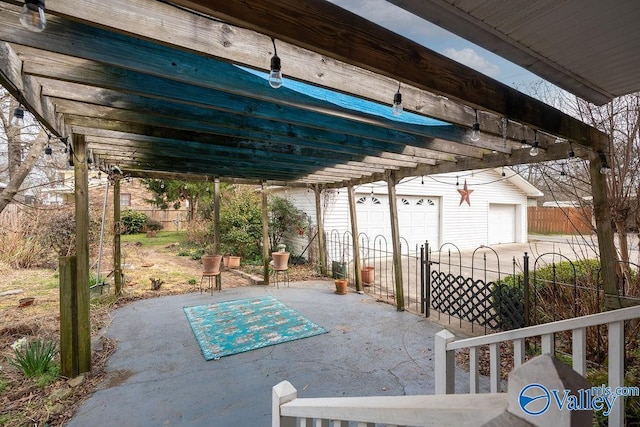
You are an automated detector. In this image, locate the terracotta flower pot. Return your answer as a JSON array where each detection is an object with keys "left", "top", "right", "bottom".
[
  {"left": 361, "top": 266, "right": 375, "bottom": 285},
  {"left": 272, "top": 252, "right": 290, "bottom": 270},
  {"left": 334, "top": 279, "right": 348, "bottom": 295},
  {"left": 202, "top": 255, "right": 222, "bottom": 274},
  {"left": 226, "top": 256, "right": 241, "bottom": 269}
]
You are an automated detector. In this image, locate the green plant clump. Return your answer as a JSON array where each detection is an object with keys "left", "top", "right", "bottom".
[
  {"left": 120, "top": 209, "right": 149, "bottom": 234},
  {"left": 144, "top": 218, "right": 163, "bottom": 231},
  {"left": 9, "top": 339, "right": 59, "bottom": 379}
]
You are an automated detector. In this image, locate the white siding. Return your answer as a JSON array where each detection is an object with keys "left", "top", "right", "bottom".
[
  {"left": 269, "top": 188, "right": 317, "bottom": 256},
  {"left": 273, "top": 169, "right": 530, "bottom": 252}
]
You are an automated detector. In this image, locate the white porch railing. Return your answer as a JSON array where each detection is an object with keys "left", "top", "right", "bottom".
[
  {"left": 435, "top": 304, "right": 640, "bottom": 427},
  {"left": 272, "top": 380, "right": 509, "bottom": 427},
  {"left": 272, "top": 353, "right": 592, "bottom": 426}
]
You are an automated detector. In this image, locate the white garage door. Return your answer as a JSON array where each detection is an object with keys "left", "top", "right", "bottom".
[
  {"left": 356, "top": 195, "right": 440, "bottom": 252},
  {"left": 488, "top": 204, "right": 516, "bottom": 244}
]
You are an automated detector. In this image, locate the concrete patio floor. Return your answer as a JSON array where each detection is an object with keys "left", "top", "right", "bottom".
[{"left": 67, "top": 281, "right": 483, "bottom": 427}]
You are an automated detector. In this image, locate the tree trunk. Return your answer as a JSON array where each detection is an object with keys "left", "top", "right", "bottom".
[
  {"left": 6, "top": 98, "right": 23, "bottom": 180},
  {"left": 0, "top": 129, "right": 47, "bottom": 214}
]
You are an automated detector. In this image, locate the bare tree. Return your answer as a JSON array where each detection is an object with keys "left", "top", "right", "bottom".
[
  {"left": 0, "top": 88, "right": 49, "bottom": 214},
  {"left": 523, "top": 83, "right": 640, "bottom": 291}
]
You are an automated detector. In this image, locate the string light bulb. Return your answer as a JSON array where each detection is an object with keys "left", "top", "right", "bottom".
[
  {"left": 469, "top": 109, "right": 481, "bottom": 142},
  {"left": 19, "top": 0, "right": 46, "bottom": 32},
  {"left": 501, "top": 167, "right": 506, "bottom": 177},
  {"left": 529, "top": 131, "right": 539, "bottom": 156},
  {"left": 392, "top": 82, "right": 403, "bottom": 116},
  {"left": 599, "top": 151, "right": 611, "bottom": 175},
  {"left": 11, "top": 105, "right": 24, "bottom": 127},
  {"left": 269, "top": 38, "right": 283, "bottom": 89},
  {"left": 568, "top": 142, "right": 575, "bottom": 158},
  {"left": 44, "top": 142, "right": 52, "bottom": 164}
]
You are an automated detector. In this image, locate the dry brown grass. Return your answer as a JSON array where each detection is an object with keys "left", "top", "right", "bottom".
[
  {"left": 0, "top": 237, "right": 240, "bottom": 426},
  {"left": 1, "top": 232, "right": 330, "bottom": 426}
]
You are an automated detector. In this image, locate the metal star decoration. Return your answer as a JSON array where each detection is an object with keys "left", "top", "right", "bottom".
[{"left": 457, "top": 180, "right": 473, "bottom": 206}]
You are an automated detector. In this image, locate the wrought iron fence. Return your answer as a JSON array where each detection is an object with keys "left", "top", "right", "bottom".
[
  {"left": 325, "top": 230, "right": 422, "bottom": 312},
  {"left": 326, "top": 232, "right": 624, "bottom": 336}
]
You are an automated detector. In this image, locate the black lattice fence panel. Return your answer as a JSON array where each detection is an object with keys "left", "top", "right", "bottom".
[{"left": 430, "top": 271, "right": 524, "bottom": 331}]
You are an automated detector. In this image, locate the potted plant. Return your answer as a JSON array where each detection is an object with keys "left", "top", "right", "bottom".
[
  {"left": 202, "top": 245, "right": 222, "bottom": 274},
  {"left": 334, "top": 278, "right": 348, "bottom": 295},
  {"left": 361, "top": 265, "right": 375, "bottom": 285},
  {"left": 225, "top": 255, "right": 241, "bottom": 269},
  {"left": 360, "top": 248, "right": 375, "bottom": 285},
  {"left": 272, "top": 244, "right": 289, "bottom": 270}
]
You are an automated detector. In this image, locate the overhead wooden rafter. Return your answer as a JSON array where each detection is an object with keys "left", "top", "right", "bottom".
[{"left": 0, "top": 0, "right": 608, "bottom": 188}]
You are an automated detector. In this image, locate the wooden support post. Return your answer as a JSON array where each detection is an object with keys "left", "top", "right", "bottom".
[
  {"left": 262, "top": 181, "right": 270, "bottom": 286},
  {"left": 314, "top": 185, "right": 327, "bottom": 276},
  {"left": 73, "top": 133, "right": 91, "bottom": 374},
  {"left": 589, "top": 150, "right": 621, "bottom": 309},
  {"left": 387, "top": 172, "right": 405, "bottom": 311},
  {"left": 347, "top": 184, "right": 362, "bottom": 292},
  {"left": 113, "top": 176, "right": 122, "bottom": 295},
  {"left": 59, "top": 256, "right": 77, "bottom": 378},
  {"left": 214, "top": 178, "right": 221, "bottom": 289}
]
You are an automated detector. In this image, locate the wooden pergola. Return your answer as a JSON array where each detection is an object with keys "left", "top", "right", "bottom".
[{"left": 1, "top": 0, "right": 638, "bottom": 376}]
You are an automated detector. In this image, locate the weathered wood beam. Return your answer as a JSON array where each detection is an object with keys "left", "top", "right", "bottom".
[
  {"left": 59, "top": 256, "right": 77, "bottom": 377},
  {"left": 72, "top": 133, "right": 91, "bottom": 374},
  {"left": 119, "top": 168, "right": 303, "bottom": 187},
  {"left": 589, "top": 150, "right": 620, "bottom": 306},
  {"left": 57, "top": 107, "right": 409, "bottom": 172},
  {"left": 95, "top": 156, "right": 356, "bottom": 181},
  {"left": 26, "top": 0, "right": 568, "bottom": 148},
  {"left": 387, "top": 172, "right": 405, "bottom": 311},
  {"left": 261, "top": 181, "right": 270, "bottom": 286},
  {"left": 214, "top": 177, "right": 221, "bottom": 290},
  {"left": 14, "top": 47, "right": 489, "bottom": 159},
  {"left": 106, "top": 161, "right": 343, "bottom": 184},
  {"left": 326, "top": 143, "right": 587, "bottom": 189},
  {"left": 0, "top": 42, "right": 65, "bottom": 136},
  {"left": 170, "top": 0, "right": 609, "bottom": 148},
  {"left": 113, "top": 176, "right": 122, "bottom": 295},
  {"left": 89, "top": 147, "right": 377, "bottom": 179},
  {"left": 84, "top": 135, "right": 391, "bottom": 175},
  {"left": 314, "top": 185, "right": 327, "bottom": 276},
  {"left": 347, "top": 185, "right": 362, "bottom": 293},
  {"left": 90, "top": 144, "right": 393, "bottom": 176},
  {"left": 46, "top": 89, "right": 449, "bottom": 165},
  {"left": 64, "top": 118, "right": 381, "bottom": 178}
]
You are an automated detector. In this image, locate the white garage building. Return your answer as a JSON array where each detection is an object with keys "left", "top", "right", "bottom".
[{"left": 276, "top": 167, "right": 542, "bottom": 255}]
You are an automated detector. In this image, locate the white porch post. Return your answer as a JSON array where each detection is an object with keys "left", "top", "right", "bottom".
[{"left": 434, "top": 329, "right": 456, "bottom": 394}]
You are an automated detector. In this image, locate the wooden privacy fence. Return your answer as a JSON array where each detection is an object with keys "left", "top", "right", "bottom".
[
  {"left": 527, "top": 206, "right": 592, "bottom": 234},
  {"left": 135, "top": 208, "right": 187, "bottom": 231}
]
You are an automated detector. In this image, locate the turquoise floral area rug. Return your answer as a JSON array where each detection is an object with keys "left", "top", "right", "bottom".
[{"left": 183, "top": 295, "right": 328, "bottom": 360}]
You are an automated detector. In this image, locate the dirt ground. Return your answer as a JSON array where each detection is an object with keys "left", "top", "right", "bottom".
[{"left": 0, "top": 240, "right": 322, "bottom": 427}]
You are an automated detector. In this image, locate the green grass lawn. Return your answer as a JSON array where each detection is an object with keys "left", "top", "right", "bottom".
[{"left": 120, "top": 231, "right": 187, "bottom": 248}]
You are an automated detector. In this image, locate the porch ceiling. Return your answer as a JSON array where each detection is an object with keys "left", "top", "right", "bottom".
[{"left": 0, "top": 0, "right": 612, "bottom": 188}]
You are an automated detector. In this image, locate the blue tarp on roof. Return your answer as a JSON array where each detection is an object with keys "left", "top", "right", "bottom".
[{"left": 240, "top": 66, "right": 450, "bottom": 127}]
